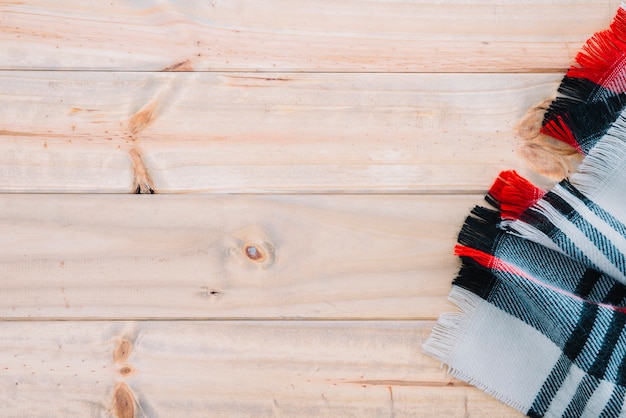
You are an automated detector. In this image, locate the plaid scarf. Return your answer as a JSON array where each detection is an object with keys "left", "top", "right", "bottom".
[{"left": 423, "top": 5, "right": 626, "bottom": 417}]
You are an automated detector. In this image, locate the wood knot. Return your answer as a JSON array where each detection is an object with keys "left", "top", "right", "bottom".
[
  {"left": 228, "top": 225, "right": 276, "bottom": 268},
  {"left": 128, "top": 100, "right": 158, "bottom": 136},
  {"left": 112, "top": 382, "right": 135, "bottom": 418},
  {"left": 119, "top": 365, "right": 135, "bottom": 377},
  {"left": 245, "top": 244, "right": 264, "bottom": 261},
  {"left": 243, "top": 240, "right": 274, "bottom": 265},
  {"left": 113, "top": 340, "right": 132, "bottom": 364}
]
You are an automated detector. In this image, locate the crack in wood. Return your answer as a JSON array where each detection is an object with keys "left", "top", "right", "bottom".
[
  {"left": 128, "top": 147, "right": 155, "bottom": 194},
  {"left": 126, "top": 97, "right": 158, "bottom": 193},
  {"left": 124, "top": 65, "right": 192, "bottom": 193}
]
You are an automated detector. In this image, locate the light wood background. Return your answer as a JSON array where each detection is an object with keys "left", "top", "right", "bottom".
[{"left": 0, "top": 1, "right": 617, "bottom": 416}]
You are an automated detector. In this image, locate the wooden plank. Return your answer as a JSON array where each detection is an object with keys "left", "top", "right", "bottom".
[
  {"left": 0, "top": 71, "right": 558, "bottom": 193},
  {"left": 0, "top": 0, "right": 618, "bottom": 72},
  {"left": 0, "top": 193, "right": 487, "bottom": 320},
  {"left": 0, "top": 320, "right": 522, "bottom": 417}
]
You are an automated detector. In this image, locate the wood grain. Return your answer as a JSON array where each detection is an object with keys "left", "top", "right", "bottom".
[
  {"left": 0, "top": 71, "right": 558, "bottom": 193},
  {"left": 0, "top": 320, "right": 522, "bottom": 417},
  {"left": 0, "top": 0, "right": 619, "bottom": 72},
  {"left": 0, "top": 0, "right": 586, "bottom": 414},
  {"left": 0, "top": 193, "right": 484, "bottom": 320}
]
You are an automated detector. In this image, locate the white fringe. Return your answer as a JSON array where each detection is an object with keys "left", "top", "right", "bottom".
[
  {"left": 570, "top": 110, "right": 626, "bottom": 199},
  {"left": 422, "top": 287, "right": 528, "bottom": 414},
  {"left": 446, "top": 367, "right": 528, "bottom": 414},
  {"left": 422, "top": 286, "right": 479, "bottom": 363}
]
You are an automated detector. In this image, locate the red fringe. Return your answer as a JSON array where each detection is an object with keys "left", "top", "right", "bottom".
[
  {"left": 566, "top": 7, "right": 626, "bottom": 92},
  {"left": 454, "top": 245, "right": 497, "bottom": 268},
  {"left": 488, "top": 170, "right": 545, "bottom": 220},
  {"left": 540, "top": 6, "right": 626, "bottom": 150},
  {"left": 539, "top": 116, "right": 583, "bottom": 152},
  {"left": 455, "top": 245, "right": 525, "bottom": 277},
  {"left": 611, "top": 6, "right": 626, "bottom": 41}
]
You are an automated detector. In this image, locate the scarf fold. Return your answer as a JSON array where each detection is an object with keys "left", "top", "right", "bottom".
[{"left": 424, "top": 4, "right": 626, "bottom": 416}]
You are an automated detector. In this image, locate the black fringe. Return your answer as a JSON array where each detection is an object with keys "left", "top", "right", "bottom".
[
  {"left": 547, "top": 93, "right": 626, "bottom": 154},
  {"left": 453, "top": 198, "right": 505, "bottom": 301},
  {"left": 457, "top": 205, "right": 503, "bottom": 256},
  {"left": 484, "top": 193, "right": 500, "bottom": 211},
  {"left": 453, "top": 257, "right": 498, "bottom": 300},
  {"left": 542, "top": 76, "right": 626, "bottom": 138},
  {"left": 542, "top": 77, "right": 613, "bottom": 124}
]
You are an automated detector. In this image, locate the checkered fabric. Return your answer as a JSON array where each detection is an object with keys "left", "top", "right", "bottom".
[{"left": 424, "top": 4, "right": 626, "bottom": 416}]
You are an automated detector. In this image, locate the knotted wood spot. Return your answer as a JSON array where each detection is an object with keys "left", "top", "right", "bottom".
[
  {"left": 112, "top": 382, "right": 135, "bottom": 418},
  {"left": 113, "top": 339, "right": 132, "bottom": 364}
]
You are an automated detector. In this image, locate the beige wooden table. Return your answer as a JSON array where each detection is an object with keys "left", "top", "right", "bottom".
[{"left": 0, "top": 1, "right": 617, "bottom": 416}]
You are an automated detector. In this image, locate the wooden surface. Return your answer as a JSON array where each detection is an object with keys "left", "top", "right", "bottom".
[
  {"left": 1, "top": 321, "right": 511, "bottom": 417},
  {"left": 1, "top": 71, "right": 558, "bottom": 193},
  {"left": 1, "top": 0, "right": 617, "bottom": 416},
  {"left": 0, "top": 0, "right": 618, "bottom": 72},
  {"left": 0, "top": 194, "right": 474, "bottom": 320}
]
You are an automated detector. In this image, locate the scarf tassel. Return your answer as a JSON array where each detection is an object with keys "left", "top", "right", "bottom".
[{"left": 541, "top": 4, "right": 626, "bottom": 149}]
